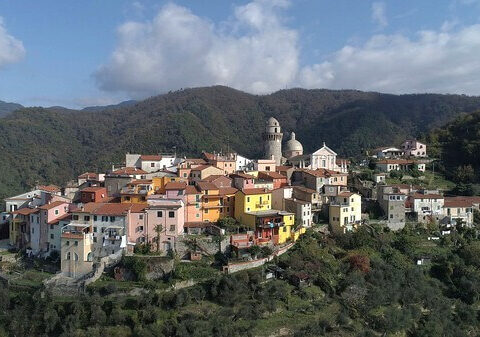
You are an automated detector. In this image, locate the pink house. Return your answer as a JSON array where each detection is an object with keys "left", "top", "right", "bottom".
[
  {"left": 125, "top": 205, "right": 147, "bottom": 248},
  {"left": 402, "top": 139, "right": 427, "bottom": 157},
  {"left": 145, "top": 196, "right": 185, "bottom": 253},
  {"left": 38, "top": 200, "right": 70, "bottom": 253},
  {"left": 231, "top": 173, "right": 256, "bottom": 190}
]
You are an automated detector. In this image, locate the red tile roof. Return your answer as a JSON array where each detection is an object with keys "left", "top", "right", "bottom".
[
  {"left": 12, "top": 207, "right": 40, "bottom": 215},
  {"left": 196, "top": 181, "right": 219, "bottom": 191},
  {"left": 218, "top": 187, "right": 238, "bottom": 195},
  {"left": 259, "top": 171, "right": 286, "bottom": 179},
  {"left": 39, "top": 201, "right": 69, "bottom": 210},
  {"left": 141, "top": 155, "right": 162, "bottom": 161},
  {"left": 164, "top": 181, "right": 187, "bottom": 190},
  {"left": 301, "top": 168, "right": 345, "bottom": 178},
  {"left": 238, "top": 188, "right": 271, "bottom": 195},
  {"left": 38, "top": 185, "right": 61, "bottom": 193},
  {"left": 230, "top": 172, "right": 255, "bottom": 179},
  {"left": 48, "top": 213, "right": 71, "bottom": 224},
  {"left": 78, "top": 172, "right": 99, "bottom": 180},
  {"left": 185, "top": 185, "right": 200, "bottom": 195},
  {"left": 191, "top": 164, "right": 218, "bottom": 171},
  {"left": 377, "top": 159, "right": 415, "bottom": 164}
]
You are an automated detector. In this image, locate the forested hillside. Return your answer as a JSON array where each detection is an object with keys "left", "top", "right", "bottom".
[
  {"left": 427, "top": 110, "right": 480, "bottom": 186},
  {"left": 0, "top": 100, "right": 23, "bottom": 117},
  {"left": 2, "top": 86, "right": 480, "bottom": 199}
]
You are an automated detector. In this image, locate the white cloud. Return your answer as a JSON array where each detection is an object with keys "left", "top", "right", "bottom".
[
  {"left": 95, "top": 0, "right": 298, "bottom": 96},
  {"left": 299, "top": 24, "right": 480, "bottom": 95},
  {"left": 371, "top": 2, "right": 388, "bottom": 29},
  {"left": 96, "top": 1, "right": 480, "bottom": 97},
  {"left": 0, "top": 17, "right": 25, "bottom": 69}
]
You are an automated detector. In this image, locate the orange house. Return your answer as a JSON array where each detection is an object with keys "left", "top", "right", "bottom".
[
  {"left": 197, "top": 181, "right": 222, "bottom": 222},
  {"left": 152, "top": 176, "right": 183, "bottom": 194},
  {"left": 219, "top": 187, "right": 237, "bottom": 218}
]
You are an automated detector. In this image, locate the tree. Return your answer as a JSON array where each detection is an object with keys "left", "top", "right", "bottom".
[{"left": 154, "top": 224, "right": 163, "bottom": 253}]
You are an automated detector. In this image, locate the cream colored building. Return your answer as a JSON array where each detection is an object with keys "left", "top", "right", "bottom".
[
  {"left": 60, "top": 223, "right": 94, "bottom": 278},
  {"left": 329, "top": 192, "right": 362, "bottom": 233}
]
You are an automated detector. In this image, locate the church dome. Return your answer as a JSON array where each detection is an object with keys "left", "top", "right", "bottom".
[{"left": 285, "top": 132, "right": 303, "bottom": 152}]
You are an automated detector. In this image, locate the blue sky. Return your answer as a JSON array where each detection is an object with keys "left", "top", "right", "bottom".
[{"left": 0, "top": 0, "right": 480, "bottom": 108}]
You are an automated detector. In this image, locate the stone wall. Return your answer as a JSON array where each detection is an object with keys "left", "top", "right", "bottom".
[{"left": 223, "top": 242, "right": 294, "bottom": 274}]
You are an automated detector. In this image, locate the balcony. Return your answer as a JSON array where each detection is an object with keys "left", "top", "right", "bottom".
[{"left": 256, "top": 221, "right": 284, "bottom": 228}]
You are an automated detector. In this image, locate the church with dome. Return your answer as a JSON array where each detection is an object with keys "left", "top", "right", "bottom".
[{"left": 263, "top": 117, "right": 348, "bottom": 173}]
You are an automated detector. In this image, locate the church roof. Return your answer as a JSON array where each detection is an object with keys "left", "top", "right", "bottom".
[{"left": 311, "top": 143, "right": 337, "bottom": 156}]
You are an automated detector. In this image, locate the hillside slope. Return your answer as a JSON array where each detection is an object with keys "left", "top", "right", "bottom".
[
  {"left": 0, "top": 100, "right": 23, "bottom": 117},
  {"left": 2, "top": 86, "right": 480, "bottom": 199}
]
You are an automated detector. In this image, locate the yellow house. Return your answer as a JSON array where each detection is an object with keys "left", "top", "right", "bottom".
[
  {"left": 120, "top": 179, "right": 154, "bottom": 204},
  {"left": 234, "top": 188, "right": 272, "bottom": 227},
  {"left": 329, "top": 192, "right": 362, "bottom": 233},
  {"left": 152, "top": 176, "right": 183, "bottom": 194}
]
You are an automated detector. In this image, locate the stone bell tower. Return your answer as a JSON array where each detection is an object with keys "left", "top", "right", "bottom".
[{"left": 263, "top": 117, "right": 283, "bottom": 165}]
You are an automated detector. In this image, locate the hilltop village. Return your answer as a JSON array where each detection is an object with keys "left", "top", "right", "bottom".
[{"left": 1, "top": 117, "right": 478, "bottom": 282}]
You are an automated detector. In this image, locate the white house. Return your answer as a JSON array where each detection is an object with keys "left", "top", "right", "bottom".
[{"left": 402, "top": 139, "right": 427, "bottom": 157}]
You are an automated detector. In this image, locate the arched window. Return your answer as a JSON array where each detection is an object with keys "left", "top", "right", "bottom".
[
  {"left": 66, "top": 252, "right": 71, "bottom": 260},
  {"left": 74, "top": 253, "right": 79, "bottom": 261},
  {"left": 87, "top": 252, "right": 93, "bottom": 262}
]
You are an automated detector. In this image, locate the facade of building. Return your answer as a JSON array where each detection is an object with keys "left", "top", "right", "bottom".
[
  {"left": 376, "top": 159, "right": 426, "bottom": 173},
  {"left": 407, "top": 193, "right": 444, "bottom": 224},
  {"left": 402, "top": 139, "right": 427, "bottom": 157},
  {"left": 377, "top": 185, "right": 407, "bottom": 230},
  {"left": 329, "top": 192, "right": 362, "bottom": 233}
]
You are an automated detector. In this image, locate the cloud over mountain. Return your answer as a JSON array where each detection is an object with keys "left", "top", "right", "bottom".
[
  {"left": 0, "top": 17, "right": 25, "bottom": 69},
  {"left": 95, "top": 0, "right": 480, "bottom": 96}
]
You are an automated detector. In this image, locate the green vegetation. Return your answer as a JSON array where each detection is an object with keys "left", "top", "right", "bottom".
[
  {"left": 2, "top": 226, "right": 480, "bottom": 336},
  {"left": 2, "top": 86, "right": 480, "bottom": 203},
  {"left": 173, "top": 261, "right": 218, "bottom": 281},
  {"left": 428, "top": 110, "right": 480, "bottom": 185}
]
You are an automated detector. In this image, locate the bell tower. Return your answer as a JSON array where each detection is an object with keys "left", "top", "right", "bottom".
[{"left": 263, "top": 117, "right": 283, "bottom": 165}]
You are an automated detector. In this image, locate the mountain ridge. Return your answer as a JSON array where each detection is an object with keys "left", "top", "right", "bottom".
[{"left": 1, "top": 85, "right": 480, "bottom": 200}]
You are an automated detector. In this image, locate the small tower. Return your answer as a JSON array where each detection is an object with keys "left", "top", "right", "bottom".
[{"left": 263, "top": 117, "right": 283, "bottom": 165}]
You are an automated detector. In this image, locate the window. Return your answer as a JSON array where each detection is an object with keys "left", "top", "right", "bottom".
[
  {"left": 151, "top": 162, "right": 155, "bottom": 167},
  {"left": 73, "top": 215, "right": 79, "bottom": 220},
  {"left": 157, "top": 211, "right": 163, "bottom": 217},
  {"left": 205, "top": 198, "right": 208, "bottom": 203},
  {"left": 283, "top": 227, "right": 287, "bottom": 232},
  {"left": 93, "top": 226, "right": 97, "bottom": 232},
  {"left": 183, "top": 173, "right": 187, "bottom": 178},
  {"left": 227, "top": 207, "right": 230, "bottom": 212},
  {"left": 31, "top": 228, "right": 34, "bottom": 234},
  {"left": 93, "top": 215, "right": 97, "bottom": 221},
  {"left": 50, "top": 234, "right": 54, "bottom": 239},
  {"left": 102, "top": 216, "right": 107, "bottom": 222},
  {"left": 169, "top": 211, "right": 175, "bottom": 218},
  {"left": 265, "top": 166, "right": 270, "bottom": 171},
  {"left": 66, "top": 241, "right": 70, "bottom": 246},
  {"left": 55, "top": 209, "right": 59, "bottom": 215},
  {"left": 93, "top": 237, "right": 97, "bottom": 243},
  {"left": 196, "top": 213, "right": 200, "bottom": 218},
  {"left": 66, "top": 252, "right": 71, "bottom": 260},
  {"left": 195, "top": 195, "right": 200, "bottom": 202},
  {"left": 50, "top": 224, "right": 54, "bottom": 230},
  {"left": 84, "top": 216, "right": 90, "bottom": 221},
  {"left": 74, "top": 241, "right": 78, "bottom": 246},
  {"left": 74, "top": 253, "right": 79, "bottom": 261},
  {"left": 139, "top": 214, "right": 143, "bottom": 220},
  {"left": 110, "top": 216, "right": 115, "bottom": 222},
  {"left": 170, "top": 225, "right": 175, "bottom": 231},
  {"left": 204, "top": 209, "right": 209, "bottom": 214},
  {"left": 247, "top": 197, "right": 250, "bottom": 202}
]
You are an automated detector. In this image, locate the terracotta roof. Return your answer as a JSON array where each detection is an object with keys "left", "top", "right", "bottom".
[
  {"left": 276, "top": 165, "right": 293, "bottom": 172},
  {"left": 38, "top": 185, "right": 60, "bottom": 193},
  {"left": 140, "top": 155, "right": 162, "bottom": 161},
  {"left": 203, "top": 175, "right": 231, "bottom": 182},
  {"left": 202, "top": 152, "right": 215, "bottom": 161},
  {"left": 196, "top": 181, "right": 219, "bottom": 191},
  {"left": 238, "top": 188, "right": 271, "bottom": 195},
  {"left": 164, "top": 181, "right": 187, "bottom": 190},
  {"left": 12, "top": 207, "right": 40, "bottom": 215},
  {"left": 111, "top": 167, "right": 147, "bottom": 175},
  {"left": 191, "top": 164, "right": 218, "bottom": 171},
  {"left": 185, "top": 185, "right": 200, "bottom": 194},
  {"left": 411, "top": 193, "right": 443, "bottom": 200},
  {"left": 338, "top": 192, "right": 356, "bottom": 197},
  {"left": 218, "top": 187, "right": 238, "bottom": 195},
  {"left": 444, "top": 196, "right": 480, "bottom": 208},
  {"left": 259, "top": 171, "right": 286, "bottom": 179},
  {"left": 91, "top": 203, "right": 144, "bottom": 216},
  {"left": 78, "top": 172, "right": 99, "bottom": 180},
  {"left": 48, "top": 213, "right": 71, "bottom": 224},
  {"left": 39, "top": 201, "right": 69, "bottom": 210},
  {"left": 81, "top": 186, "right": 106, "bottom": 193},
  {"left": 230, "top": 172, "right": 255, "bottom": 179},
  {"left": 336, "top": 158, "right": 351, "bottom": 164}
]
